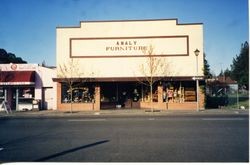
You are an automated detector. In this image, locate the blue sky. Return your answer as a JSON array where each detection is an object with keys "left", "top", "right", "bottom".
[{"left": 0, "top": 0, "right": 248, "bottom": 75}]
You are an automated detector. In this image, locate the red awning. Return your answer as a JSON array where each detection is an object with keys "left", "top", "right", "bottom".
[{"left": 0, "top": 71, "right": 35, "bottom": 85}]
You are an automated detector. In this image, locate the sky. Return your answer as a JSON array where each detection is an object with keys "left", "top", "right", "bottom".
[{"left": 0, "top": 0, "right": 248, "bottom": 75}]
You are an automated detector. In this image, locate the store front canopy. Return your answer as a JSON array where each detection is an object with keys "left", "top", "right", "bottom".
[
  {"left": 53, "top": 76, "right": 204, "bottom": 82},
  {"left": 0, "top": 71, "right": 35, "bottom": 85}
]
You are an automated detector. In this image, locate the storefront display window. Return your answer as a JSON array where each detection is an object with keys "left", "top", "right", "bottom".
[
  {"left": 61, "top": 83, "right": 94, "bottom": 103},
  {"left": 18, "top": 87, "right": 35, "bottom": 104},
  {"left": 100, "top": 82, "right": 142, "bottom": 105},
  {"left": 141, "top": 85, "right": 158, "bottom": 102},
  {"left": 162, "top": 81, "right": 196, "bottom": 103}
]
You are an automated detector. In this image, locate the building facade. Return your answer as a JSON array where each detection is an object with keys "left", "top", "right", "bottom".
[
  {"left": 55, "top": 19, "right": 204, "bottom": 111},
  {"left": 0, "top": 64, "right": 57, "bottom": 111}
]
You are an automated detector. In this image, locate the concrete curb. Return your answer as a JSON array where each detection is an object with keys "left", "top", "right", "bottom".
[{"left": 0, "top": 109, "right": 248, "bottom": 118}]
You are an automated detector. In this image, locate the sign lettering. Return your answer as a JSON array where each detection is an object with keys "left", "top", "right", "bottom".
[
  {"left": 106, "top": 40, "right": 147, "bottom": 52},
  {"left": 70, "top": 36, "right": 188, "bottom": 58}
]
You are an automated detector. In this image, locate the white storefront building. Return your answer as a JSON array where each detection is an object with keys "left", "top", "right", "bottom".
[
  {"left": 55, "top": 19, "right": 204, "bottom": 110},
  {"left": 0, "top": 64, "right": 56, "bottom": 111}
]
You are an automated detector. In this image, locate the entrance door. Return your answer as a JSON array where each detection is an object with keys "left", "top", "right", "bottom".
[
  {"left": 100, "top": 83, "right": 117, "bottom": 109},
  {"left": 100, "top": 82, "right": 141, "bottom": 109},
  {"left": 42, "top": 87, "right": 54, "bottom": 110}
]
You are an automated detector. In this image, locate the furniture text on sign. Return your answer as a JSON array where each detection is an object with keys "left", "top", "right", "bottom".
[{"left": 70, "top": 36, "right": 189, "bottom": 58}]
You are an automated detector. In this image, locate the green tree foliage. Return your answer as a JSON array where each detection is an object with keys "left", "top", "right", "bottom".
[
  {"left": 223, "top": 68, "right": 231, "bottom": 77},
  {"left": 218, "top": 68, "right": 231, "bottom": 77},
  {"left": 230, "top": 41, "right": 249, "bottom": 89},
  {"left": 0, "top": 48, "right": 27, "bottom": 64},
  {"left": 203, "top": 53, "right": 212, "bottom": 79}
]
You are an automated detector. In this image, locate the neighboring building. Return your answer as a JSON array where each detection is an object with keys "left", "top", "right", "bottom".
[
  {"left": 55, "top": 19, "right": 204, "bottom": 111},
  {"left": 206, "top": 76, "right": 239, "bottom": 108},
  {"left": 206, "top": 76, "right": 237, "bottom": 96},
  {"left": 0, "top": 64, "right": 56, "bottom": 111}
]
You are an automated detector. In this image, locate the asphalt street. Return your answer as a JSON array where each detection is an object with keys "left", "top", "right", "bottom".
[{"left": 0, "top": 114, "right": 249, "bottom": 162}]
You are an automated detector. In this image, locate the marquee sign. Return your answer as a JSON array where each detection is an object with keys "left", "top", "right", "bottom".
[
  {"left": 0, "top": 64, "right": 37, "bottom": 71},
  {"left": 70, "top": 36, "right": 189, "bottom": 58}
]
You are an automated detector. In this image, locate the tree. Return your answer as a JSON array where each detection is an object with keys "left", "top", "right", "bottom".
[
  {"left": 203, "top": 53, "right": 212, "bottom": 79},
  {"left": 218, "top": 69, "right": 224, "bottom": 77},
  {"left": 223, "top": 68, "right": 231, "bottom": 78},
  {"left": 58, "top": 59, "right": 83, "bottom": 113},
  {"left": 0, "top": 48, "right": 27, "bottom": 64},
  {"left": 138, "top": 45, "right": 171, "bottom": 111},
  {"left": 230, "top": 41, "right": 249, "bottom": 89},
  {"left": 42, "top": 60, "right": 46, "bottom": 67}
]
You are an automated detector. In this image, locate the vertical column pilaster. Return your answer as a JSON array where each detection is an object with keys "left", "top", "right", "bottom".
[
  {"left": 158, "top": 85, "right": 163, "bottom": 103},
  {"left": 16, "top": 88, "right": 19, "bottom": 111},
  {"left": 94, "top": 85, "right": 100, "bottom": 111},
  {"left": 57, "top": 82, "right": 62, "bottom": 110},
  {"left": 199, "top": 87, "right": 205, "bottom": 109}
]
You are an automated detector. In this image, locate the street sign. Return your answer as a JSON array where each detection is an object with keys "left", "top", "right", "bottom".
[{"left": 192, "top": 76, "right": 203, "bottom": 80}]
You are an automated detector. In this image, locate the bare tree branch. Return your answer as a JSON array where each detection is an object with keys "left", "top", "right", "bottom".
[
  {"left": 137, "top": 45, "right": 171, "bottom": 111},
  {"left": 58, "top": 58, "right": 89, "bottom": 113}
]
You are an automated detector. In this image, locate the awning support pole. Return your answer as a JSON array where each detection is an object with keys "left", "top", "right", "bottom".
[{"left": 16, "top": 88, "right": 19, "bottom": 111}]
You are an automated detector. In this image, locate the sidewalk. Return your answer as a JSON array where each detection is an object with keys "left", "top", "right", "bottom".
[{"left": 0, "top": 108, "right": 248, "bottom": 118}]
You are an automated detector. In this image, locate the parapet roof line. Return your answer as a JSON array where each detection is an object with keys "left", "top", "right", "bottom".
[
  {"left": 80, "top": 18, "right": 179, "bottom": 23},
  {"left": 56, "top": 18, "right": 203, "bottom": 29}
]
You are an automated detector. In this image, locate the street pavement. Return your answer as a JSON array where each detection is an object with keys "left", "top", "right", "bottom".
[{"left": 0, "top": 110, "right": 249, "bottom": 162}]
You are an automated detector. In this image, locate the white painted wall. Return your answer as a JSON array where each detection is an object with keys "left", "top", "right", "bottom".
[
  {"left": 36, "top": 66, "right": 57, "bottom": 110},
  {"left": 57, "top": 19, "right": 204, "bottom": 78},
  {"left": 0, "top": 64, "right": 57, "bottom": 110}
]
